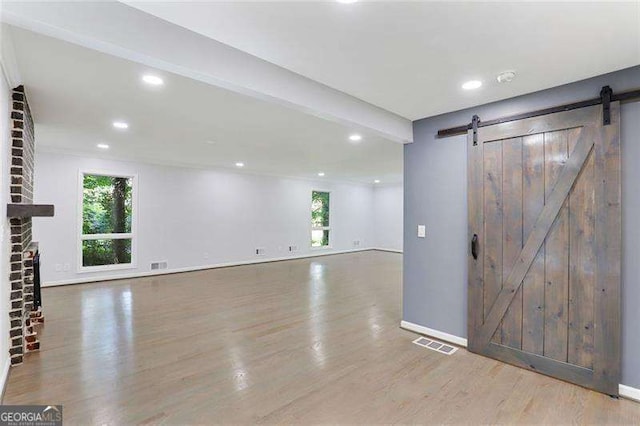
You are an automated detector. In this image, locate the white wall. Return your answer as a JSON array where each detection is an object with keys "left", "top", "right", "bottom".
[
  {"left": 373, "top": 183, "right": 403, "bottom": 251},
  {"left": 34, "top": 151, "right": 384, "bottom": 285}
]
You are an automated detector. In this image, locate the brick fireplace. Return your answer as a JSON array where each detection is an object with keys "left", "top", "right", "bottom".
[{"left": 7, "top": 85, "right": 50, "bottom": 365}]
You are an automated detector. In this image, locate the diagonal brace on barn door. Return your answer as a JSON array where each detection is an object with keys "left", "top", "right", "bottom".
[{"left": 476, "top": 126, "right": 597, "bottom": 346}]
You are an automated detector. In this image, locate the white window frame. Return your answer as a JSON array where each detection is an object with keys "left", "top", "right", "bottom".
[
  {"left": 310, "top": 189, "right": 331, "bottom": 250},
  {"left": 77, "top": 170, "right": 138, "bottom": 273}
]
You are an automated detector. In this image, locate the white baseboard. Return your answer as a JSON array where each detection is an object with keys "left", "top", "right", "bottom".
[
  {"left": 620, "top": 384, "right": 640, "bottom": 402},
  {"left": 400, "top": 320, "right": 468, "bottom": 347},
  {"left": 43, "top": 247, "right": 376, "bottom": 287},
  {"left": 372, "top": 247, "right": 403, "bottom": 253},
  {"left": 0, "top": 356, "right": 11, "bottom": 403},
  {"left": 401, "top": 321, "right": 639, "bottom": 403}
]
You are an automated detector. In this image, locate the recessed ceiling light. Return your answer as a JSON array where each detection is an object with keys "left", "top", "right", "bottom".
[
  {"left": 142, "top": 75, "right": 164, "bottom": 86},
  {"left": 462, "top": 80, "right": 482, "bottom": 90},
  {"left": 112, "top": 121, "right": 129, "bottom": 129},
  {"left": 374, "top": 179, "right": 380, "bottom": 184},
  {"left": 235, "top": 162, "right": 245, "bottom": 168},
  {"left": 337, "top": 0, "right": 358, "bottom": 3},
  {"left": 497, "top": 70, "right": 516, "bottom": 84},
  {"left": 349, "top": 134, "right": 362, "bottom": 142},
  {"left": 205, "top": 140, "right": 216, "bottom": 145},
  {"left": 97, "top": 144, "right": 109, "bottom": 150},
  {"left": 318, "top": 172, "right": 325, "bottom": 177}
]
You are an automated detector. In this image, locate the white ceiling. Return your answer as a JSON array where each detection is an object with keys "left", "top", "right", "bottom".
[
  {"left": 1, "top": 0, "right": 413, "bottom": 144},
  {"left": 125, "top": 1, "right": 640, "bottom": 120},
  {"left": 3, "top": 1, "right": 639, "bottom": 186},
  {"left": 8, "top": 26, "right": 403, "bottom": 184}
]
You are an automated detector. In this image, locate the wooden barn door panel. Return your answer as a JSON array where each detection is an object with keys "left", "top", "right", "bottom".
[
  {"left": 467, "top": 103, "right": 621, "bottom": 395},
  {"left": 521, "top": 133, "right": 545, "bottom": 356}
]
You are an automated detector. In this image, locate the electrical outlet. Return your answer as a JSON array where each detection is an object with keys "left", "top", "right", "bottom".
[
  {"left": 353, "top": 240, "right": 361, "bottom": 247},
  {"left": 255, "top": 247, "right": 266, "bottom": 256},
  {"left": 54, "top": 263, "right": 62, "bottom": 272},
  {"left": 63, "top": 263, "right": 71, "bottom": 271},
  {"left": 203, "top": 252, "right": 209, "bottom": 260},
  {"left": 289, "top": 245, "right": 298, "bottom": 252}
]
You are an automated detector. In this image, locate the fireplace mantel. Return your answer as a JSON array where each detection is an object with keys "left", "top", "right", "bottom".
[{"left": 7, "top": 204, "right": 54, "bottom": 218}]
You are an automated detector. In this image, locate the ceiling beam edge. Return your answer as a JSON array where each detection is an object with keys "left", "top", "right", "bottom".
[
  {"left": 0, "top": 2, "right": 413, "bottom": 143},
  {"left": 0, "top": 24, "right": 22, "bottom": 88}
]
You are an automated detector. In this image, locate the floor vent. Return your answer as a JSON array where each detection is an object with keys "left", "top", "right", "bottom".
[
  {"left": 412, "top": 336, "right": 458, "bottom": 355},
  {"left": 150, "top": 261, "right": 168, "bottom": 271}
]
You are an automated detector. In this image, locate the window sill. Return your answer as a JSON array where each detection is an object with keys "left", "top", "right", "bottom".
[
  {"left": 310, "top": 246, "right": 332, "bottom": 251},
  {"left": 78, "top": 263, "right": 137, "bottom": 274}
]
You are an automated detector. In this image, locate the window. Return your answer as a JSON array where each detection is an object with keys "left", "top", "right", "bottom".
[
  {"left": 79, "top": 172, "right": 136, "bottom": 270},
  {"left": 311, "top": 191, "right": 330, "bottom": 248}
]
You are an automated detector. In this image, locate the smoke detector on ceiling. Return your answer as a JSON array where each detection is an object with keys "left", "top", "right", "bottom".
[{"left": 497, "top": 70, "right": 517, "bottom": 84}]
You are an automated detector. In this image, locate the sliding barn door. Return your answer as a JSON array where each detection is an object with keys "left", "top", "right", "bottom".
[{"left": 467, "top": 103, "right": 621, "bottom": 395}]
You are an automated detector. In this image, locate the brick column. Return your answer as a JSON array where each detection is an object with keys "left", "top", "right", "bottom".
[{"left": 8, "top": 85, "right": 40, "bottom": 365}]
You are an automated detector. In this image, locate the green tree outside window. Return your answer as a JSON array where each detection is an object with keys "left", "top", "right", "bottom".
[
  {"left": 311, "top": 191, "right": 330, "bottom": 247},
  {"left": 82, "top": 174, "right": 133, "bottom": 267}
]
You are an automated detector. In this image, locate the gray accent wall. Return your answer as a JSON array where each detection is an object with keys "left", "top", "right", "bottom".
[{"left": 404, "top": 65, "right": 640, "bottom": 388}]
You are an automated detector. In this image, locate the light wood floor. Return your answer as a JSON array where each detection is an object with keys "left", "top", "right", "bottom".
[{"left": 3, "top": 251, "right": 639, "bottom": 424}]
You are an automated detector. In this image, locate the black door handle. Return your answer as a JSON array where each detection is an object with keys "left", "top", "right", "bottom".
[{"left": 471, "top": 234, "right": 479, "bottom": 260}]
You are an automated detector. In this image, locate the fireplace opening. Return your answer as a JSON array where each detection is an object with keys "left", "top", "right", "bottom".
[{"left": 33, "top": 251, "right": 41, "bottom": 310}]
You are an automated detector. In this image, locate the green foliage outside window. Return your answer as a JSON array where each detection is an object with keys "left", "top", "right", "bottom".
[
  {"left": 82, "top": 239, "right": 132, "bottom": 267},
  {"left": 311, "top": 191, "right": 330, "bottom": 247},
  {"left": 82, "top": 174, "right": 133, "bottom": 267},
  {"left": 311, "top": 191, "right": 330, "bottom": 227},
  {"left": 311, "top": 230, "right": 330, "bottom": 247},
  {"left": 83, "top": 174, "right": 132, "bottom": 234}
]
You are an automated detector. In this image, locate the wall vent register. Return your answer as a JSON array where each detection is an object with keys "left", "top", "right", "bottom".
[
  {"left": 150, "top": 261, "right": 168, "bottom": 271},
  {"left": 412, "top": 336, "right": 458, "bottom": 355}
]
